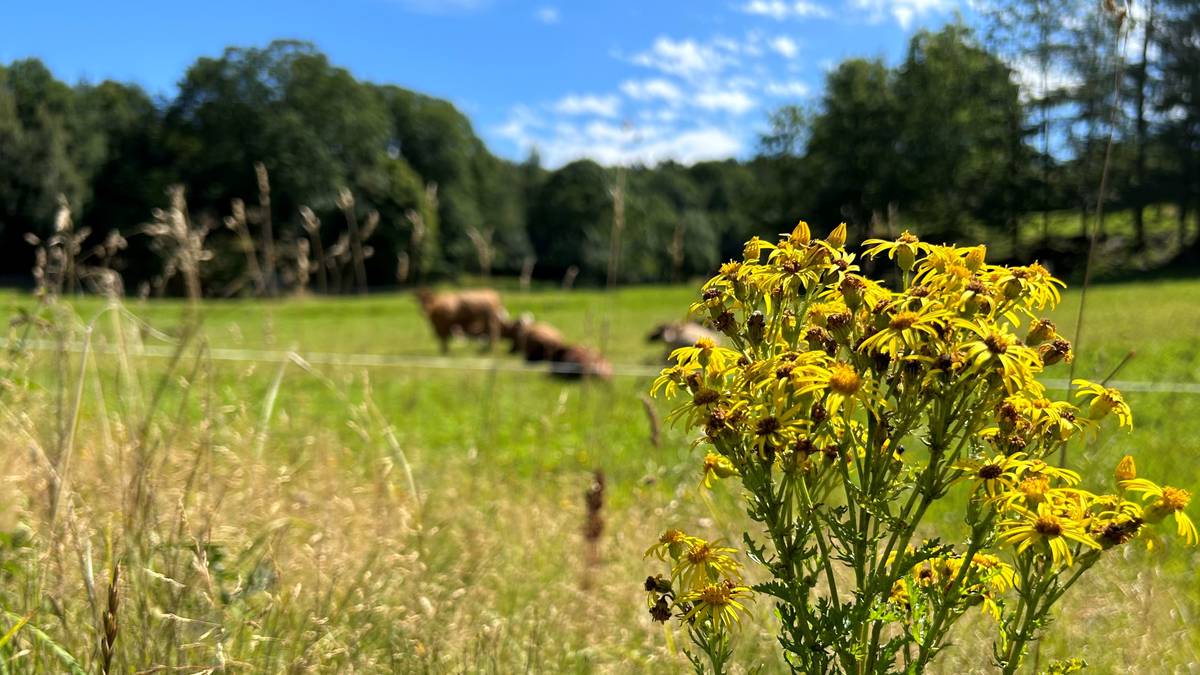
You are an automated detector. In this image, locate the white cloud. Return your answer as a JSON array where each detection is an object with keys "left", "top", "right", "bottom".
[
  {"left": 768, "top": 36, "right": 799, "bottom": 58},
  {"left": 851, "top": 0, "right": 956, "bottom": 28},
  {"left": 498, "top": 30, "right": 803, "bottom": 166},
  {"left": 694, "top": 88, "right": 757, "bottom": 115},
  {"left": 631, "top": 37, "right": 729, "bottom": 80},
  {"left": 534, "top": 6, "right": 559, "bottom": 24},
  {"left": 620, "top": 78, "right": 684, "bottom": 103},
  {"left": 500, "top": 118, "right": 744, "bottom": 167},
  {"left": 553, "top": 94, "right": 621, "bottom": 117},
  {"left": 739, "top": 0, "right": 832, "bottom": 19},
  {"left": 765, "top": 80, "right": 811, "bottom": 97}
]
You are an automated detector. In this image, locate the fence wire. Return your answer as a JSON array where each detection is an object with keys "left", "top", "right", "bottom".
[{"left": 5, "top": 338, "right": 1199, "bottom": 395}]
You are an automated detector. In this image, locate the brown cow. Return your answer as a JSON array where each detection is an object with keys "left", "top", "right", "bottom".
[
  {"left": 647, "top": 321, "right": 722, "bottom": 360},
  {"left": 551, "top": 344, "right": 613, "bottom": 381},
  {"left": 417, "top": 288, "right": 509, "bottom": 354},
  {"left": 506, "top": 314, "right": 568, "bottom": 362}
]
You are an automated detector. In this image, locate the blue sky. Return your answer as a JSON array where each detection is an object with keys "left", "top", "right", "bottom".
[{"left": 1, "top": 0, "right": 972, "bottom": 166}]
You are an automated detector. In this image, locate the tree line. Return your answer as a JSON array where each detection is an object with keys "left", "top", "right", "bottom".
[{"left": 1, "top": 1, "right": 1197, "bottom": 296}]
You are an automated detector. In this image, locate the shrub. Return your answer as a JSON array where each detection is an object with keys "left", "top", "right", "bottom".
[{"left": 644, "top": 223, "right": 1194, "bottom": 674}]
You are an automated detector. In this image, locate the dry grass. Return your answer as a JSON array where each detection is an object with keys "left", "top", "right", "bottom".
[{"left": 0, "top": 281, "right": 1196, "bottom": 672}]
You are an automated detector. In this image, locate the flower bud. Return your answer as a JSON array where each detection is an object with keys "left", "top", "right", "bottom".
[
  {"left": 1037, "top": 338, "right": 1072, "bottom": 366},
  {"left": 997, "top": 401, "right": 1020, "bottom": 434},
  {"left": 827, "top": 222, "right": 847, "bottom": 249},
  {"left": 1115, "top": 455, "right": 1136, "bottom": 484},
  {"left": 791, "top": 220, "right": 811, "bottom": 246},
  {"left": 840, "top": 275, "right": 865, "bottom": 310},
  {"left": 747, "top": 311, "right": 765, "bottom": 346},
  {"left": 826, "top": 311, "right": 853, "bottom": 341},
  {"left": 781, "top": 310, "right": 801, "bottom": 344},
  {"left": 743, "top": 237, "right": 765, "bottom": 263},
  {"left": 1002, "top": 277, "right": 1023, "bottom": 300},
  {"left": 966, "top": 245, "right": 986, "bottom": 272},
  {"left": 1025, "top": 318, "right": 1056, "bottom": 345},
  {"left": 896, "top": 232, "right": 920, "bottom": 272}
]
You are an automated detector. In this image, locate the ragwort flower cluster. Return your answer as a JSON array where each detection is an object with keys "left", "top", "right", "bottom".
[{"left": 644, "top": 223, "right": 1192, "bottom": 675}]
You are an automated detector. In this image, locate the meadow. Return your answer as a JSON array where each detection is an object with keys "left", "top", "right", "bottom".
[{"left": 0, "top": 274, "right": 1197, "bottom": 673}]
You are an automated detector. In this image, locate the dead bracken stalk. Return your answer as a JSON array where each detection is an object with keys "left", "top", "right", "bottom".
[
  {"left": 561, "top": 265, "right": 579, "bottom": 291},
  {"left": 639, "top": 393, "right": 661, "bottom": 448},
  {"left": 254, "top": 162, "right": 278, "bottom": 296},
  {"left": 465, "top": 225, "right": 495, "bottom": 279},
  {"left": 223, "top": 198, "right": 266, "bottom": 297},
  {"left": 299, "top": 206, "right": 329, "bottom": 294},
  {"left": 143, "top": 185, "right": 212, "bottom": 305},
  {"left": 520, "top": 256, "right": 536, "bottom": 292},
  {"left": 337, "top": 188, "right": 369, "bottom": 295},
  {"left": 581, "top": 469, "right": 605, "bottom": 590}
]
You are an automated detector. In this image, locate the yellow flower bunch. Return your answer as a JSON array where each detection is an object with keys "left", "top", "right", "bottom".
[{"left": 643, "top": 224, "right": 1191, "bottom": 674}]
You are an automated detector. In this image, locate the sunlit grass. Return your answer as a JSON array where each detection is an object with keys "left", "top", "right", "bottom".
[{"left": 0, "top": 276, "right": 1195, "bottom": 671}]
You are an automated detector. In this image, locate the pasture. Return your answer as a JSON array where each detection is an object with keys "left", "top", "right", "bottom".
[{"left": 0, "top": 277, "right": 1197, "bottom": 672}]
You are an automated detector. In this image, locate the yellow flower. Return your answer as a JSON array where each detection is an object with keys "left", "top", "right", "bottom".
[
  {"left": 1011, "top": 458, "right": 1081, "bottom": 486},
  {"left": 956, "top": 320, "right": 1041, "bottom": 393},
  {"left": 862, "top": 230, "right": 930, "bottom": 272},
  {"left": 1088, "top": 497, "right": 1145, "bottom": 549},
  {"left": 858, "top": 304, "right": 952, "bottom": 357},
  {"left": 1008, "top": 475, "right": 1051, "bottom": 507},
  {"left": 818, "top": 361, "right": 879, "bottom": 418},
  {"left": 1122, "top": 479, "right": 1197, "bottom": 545},
  {"left": 1073, "top": 379, "right": 1132, "bottom": 429},
  {"left": 953, "top": 453, "right": 1023, "bottom": 498},
  {"left": 888, "top": 578, "right": 910, "bottom": 607},
  {"left": 650, "top": 365, "right": 686, "bottom": 399},
  {"left": 989, "top": 262, "right": 1064, "bottom": 310},
  {"left": 670, "top": 338, "right": 741, "bottom": 375},
  {"left": 679, "top": 581, "right": 753, "bottom": 633},
  {"left": 997, "top": 502, "right": 1100, "bottom": 567},
  {"left": 645, "top": 529, "right": 703, "bottom": 561},
  {"left": 673, "top": 540, "right": 743, "bottom": 590},
  {"left": 700, "top": 452, "right": 738, "bottom": 488},
  {"left": 971, "top": 553, "right": 1017, "bottom": 594}
]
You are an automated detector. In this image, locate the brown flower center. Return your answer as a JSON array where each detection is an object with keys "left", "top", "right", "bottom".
[
  {"left": 978, "top": 464, "right": 1004, "bottom": 480},
  {"left": 755, "top": 417, "right": 780, "bottom": 436},
  {"left": 1034, "top": 515, "right": 1063, "bottom": 536},
  {"left": 984, "top": 333, "right": 1010, "bottom": 354}
]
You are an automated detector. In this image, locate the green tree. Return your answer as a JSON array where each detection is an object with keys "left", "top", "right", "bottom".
[
  {"left": 804, "top": 58, "right": 900, "bottom": 235},
  {"left": 894, "top": 25, "right": 1031, "bottom": 246},
  {"left": 0, "top": 59, "right": 103, "bottom": 274},
  {"left": 527, "top": 159, "right": 612, "bottom": 282},
  {"left": 1157, "top": 0, "right": 1200, "bottom": 250}
]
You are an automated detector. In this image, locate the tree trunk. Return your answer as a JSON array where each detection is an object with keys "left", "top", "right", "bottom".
[{"left": 1131, "top": 0, "right": 1155, "bottom": 250}]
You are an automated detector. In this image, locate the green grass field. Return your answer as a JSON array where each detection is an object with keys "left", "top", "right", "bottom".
[{"left": 0, "top": 276, "right": 1197, "bottom": 672}]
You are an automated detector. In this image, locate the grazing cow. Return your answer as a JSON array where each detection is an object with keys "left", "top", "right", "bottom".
[
  {"left": 647, "top": 321, "right": 722, "bottom": 359},
  {"left": 417, "top": 288, "right": 509, "bottom": 354},
  {"left": 506, "top": 314, "right": 568, "bottom": 362},
  {"left": 551, "top": 344, "right": 613, "bottom": 381}
]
